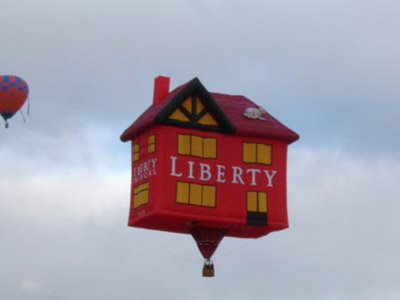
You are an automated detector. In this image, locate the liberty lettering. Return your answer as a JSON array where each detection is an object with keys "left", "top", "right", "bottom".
[{"left": 169, "top": 156, "right": 277, "bottom": 187}]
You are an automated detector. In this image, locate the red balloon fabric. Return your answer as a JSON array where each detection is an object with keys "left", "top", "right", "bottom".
[
  {"left": 120, "top": 76, "right": 300, "bottom": 276},
  {"left": 188, "top": 227, "right": 228, "bottom": 259},
  {"left": 0, "top": 75, "right": 29, "bottom": 122}
]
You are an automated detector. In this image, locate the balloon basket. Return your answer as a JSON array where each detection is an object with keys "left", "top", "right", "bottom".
[{"left": 202, "top": 259, "right": 214, "bottom": 277}]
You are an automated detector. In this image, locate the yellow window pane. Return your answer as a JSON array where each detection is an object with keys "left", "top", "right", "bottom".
[
  {"left": 133, "top": 196, "right": 139, "bottom": 209},
  {"left": 135, "top": 193, "right": 143, "bottom": 208},
  {"left": 178, "top": 134, "right": 191, "bottom": 155},
  {"left": 257, "top": 144, "right": 272, "bottom": 165},
  {"left": 148, "top": 144, "right": 155, "bottom": 153},
  {"left": 198, "top": 113, "right": 218, "bottom": 126},
  {"left": 190, "top": 183, "right": 202, "bottom": 206},
  {"left": 138, "top": 192, "right": 145, "bottom": 207},
  {"left": 243, "top": 143, "right": 256, "bottom": 163},
  {"left": 148, "top": 135, "right": 155, "bottom": 144},
  {"left": 182, "top": 97, "right": 192, "bottom": 113},
  {"left": 135, "top": 193, "right": 141, "bottom": 208},
  {"left": 202, "top": 185, "right": 216, "bottom": 207},
  {"left": 132, "top": 144, "right": 139, "bottom": 161},
  {"left": 203, "top": 138, "right": 217, "bottom": 158},
  {"left": 169, "top": 108, "right": 190, "bottom": 122},
  {"left": 247, "top": 191, "right": 258, "bottom": 212},
  {"left": 142, "top": 190, "right": 149, "bottom": 205},
  {"left": 196, "top": 98, "right": 204, "bottom": 113},
  {"left": 140, "top": 182, "right": 149, "bottom": 192},
  {"left": 191, "top": 136, "right": 203, "bottom": 157},
  {"left": 176, "top": 182, "right": 189, "bottom": 204},
  {"left": 258, "top": 192, "right": 268, "bottom": 213},
  {"left": 131, "top": 196, "right": 135, "bottom": 209}
]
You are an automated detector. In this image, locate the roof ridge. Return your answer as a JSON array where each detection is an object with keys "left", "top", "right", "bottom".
[{"left": 120, "top": 77, "right": 299, "bottom": 143}]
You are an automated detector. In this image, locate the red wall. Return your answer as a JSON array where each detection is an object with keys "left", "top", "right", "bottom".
[{"left": 128, "top": 125, "right": 289, "bottom": 238}]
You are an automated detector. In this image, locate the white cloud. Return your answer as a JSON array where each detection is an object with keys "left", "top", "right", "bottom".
[
  {"left": 19, "top": 280, "right": 43, "bottom": 293},
  {"left": 1, "top": 147, "right": 399, "bottom": 299}
]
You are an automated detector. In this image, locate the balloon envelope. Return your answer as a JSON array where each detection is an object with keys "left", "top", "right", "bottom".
[{"left": 0, "top": 75, "right": 29, "bottom": 122}]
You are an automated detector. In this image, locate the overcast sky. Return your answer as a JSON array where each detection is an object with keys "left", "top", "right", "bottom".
[{"left": 1, "top": 0, "right": 400, "bottom": 299}]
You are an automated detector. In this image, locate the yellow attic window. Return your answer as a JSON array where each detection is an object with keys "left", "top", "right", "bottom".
[
  {"left": 169, "top": 108, "right": 190, "bottom": 122},
  {"left": 198, "top": 113, "right": 218, "bottom": 126},
  {"left": 168, "top": 96, "right": 220, "bottom": 127},
  {"left": 182, "top": 97, "right": 192, "bottom": 113}
]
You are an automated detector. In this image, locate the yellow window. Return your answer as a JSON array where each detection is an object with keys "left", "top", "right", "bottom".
[
  {"left": 176, "top": 182, "right": 216, "bottom": 208},
  {"left": 176, "top": 182, "right": 189, "bottom": 204},
  {"left": 177, "top": 134, "right": 217, "bottom": 159},
  {"left": 243, "top": 142, "right": 272, "bottom": 165},
  {"left": 148, "top": 135, "right": 156, "bottom": 153},
  {"left": 133, "top": 182, "right": 149, "bottom": 209},
  {"left": 132, "top": 144, "right": 140, "bottom": 162},
  {"left": 166, "top": 94, "right": 223, "bottom": 129},
  {"left": 246, "top": 191, "right": 268, "bottom": 213}
]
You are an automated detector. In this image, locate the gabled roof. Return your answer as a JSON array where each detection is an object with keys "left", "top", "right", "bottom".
[
  {"left": 120, "top": 78, "right": 299, "bottom": 143},
  {"left": 154, "top": 78, "right": 236, "bottom": 134}
]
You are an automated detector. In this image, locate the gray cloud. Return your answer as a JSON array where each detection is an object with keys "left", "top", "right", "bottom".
[{"left": 1, "top": 0, "right": 399, "bottom": 154}]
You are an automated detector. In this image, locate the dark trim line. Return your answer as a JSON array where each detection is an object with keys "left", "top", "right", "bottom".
[
  {"left": 247, "top": 212, "right": 268, "bottom": 226},
  {"left": 246, "top": 190, "right": 268, "bottom": 226}
]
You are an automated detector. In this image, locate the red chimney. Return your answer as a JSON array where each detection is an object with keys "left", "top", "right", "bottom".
[{"left": 153, "top": 76, "right": 170, "bottom": 106}]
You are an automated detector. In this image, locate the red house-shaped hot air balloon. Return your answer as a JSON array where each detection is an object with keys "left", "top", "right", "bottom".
[{"left": 120, "top": 76, "right": 299, "bottom": 276}]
